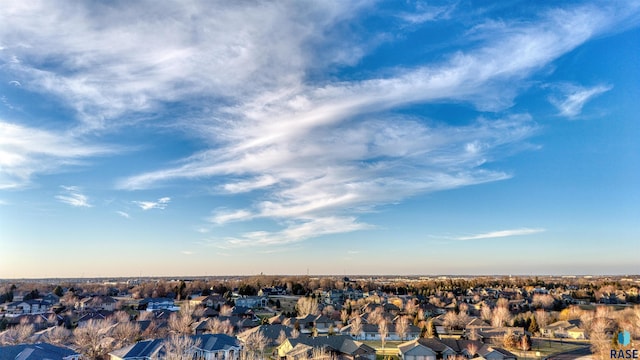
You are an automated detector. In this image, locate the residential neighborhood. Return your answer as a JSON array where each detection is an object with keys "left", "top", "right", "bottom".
[{"left": 0, "top": 275, "right": 638, "bottom": 359}]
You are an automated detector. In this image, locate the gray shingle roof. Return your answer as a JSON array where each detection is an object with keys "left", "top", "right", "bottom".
[{"left": 0, "top": 343, "right": 79, "bottom": 360}]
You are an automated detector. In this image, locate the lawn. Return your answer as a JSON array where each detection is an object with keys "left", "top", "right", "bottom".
[{"left": 513, "top": 338, "right": 590, "bottom": 359}]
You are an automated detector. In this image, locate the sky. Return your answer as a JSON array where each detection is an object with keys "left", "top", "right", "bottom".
[{"left": 1, "top": 1, "right": 639, "bottom": 278}]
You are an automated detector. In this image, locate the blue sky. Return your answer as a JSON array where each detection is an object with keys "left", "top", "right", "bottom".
[{"left": 1, "top": 1, "right": 639, "bottom": 278}]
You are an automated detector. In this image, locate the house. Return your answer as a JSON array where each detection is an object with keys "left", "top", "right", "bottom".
[
  {"left": 0, "top": 343, "right": 81, "bottom": 360},
  {"left": 238, "top": 324, "right": 295, "bottom": 346},
  {"left": 340, "top": 322, "right": 421, "bottom": 341},
  {"left": 2, "top": 300, "right": 51, "bottom": 315},
  {"left": 109, "top": 338, "right": 164, "bottom": 359},
  {"left": 277, "top": 335, "right": 376, "bottom": 360},
  {"left": 192, "top": 334, "right": 243, "bottom": 360},
  {"left": 109, "top": 334, "right": 242, "bottom": 360},
  {"left": 189, "top": 294, "right": 226, "bottom": 309},
  {"left": 140, "top": 297, "right": 178, "bottom": 311},
  {"left": 77, "top": 295, "right": 117, "bottom": 311},
  {"left": 234, "top": 296, "right": 268, "bottom": 309},
  {"left": 540, "top": 320, "right": 584, "bottom": 338},
  {"left": 397, "top": 338, "right": 516, "bottom": 360}
]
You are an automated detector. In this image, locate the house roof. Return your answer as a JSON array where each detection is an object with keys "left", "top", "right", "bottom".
[
  {"left": 193, "top": 334, "right": 241, "bottom": 351},
  {"left": 285, "top": 335, "right": 375, "bottom": 356},
  {"left": 0, "top": 343, "right": 79, "bottom": 360},
  {"left": 109, "top": 338, "right": 164, "bottom": 359},
  {"left": 239, "top": 324, "right": 294, "bottom": 341}
]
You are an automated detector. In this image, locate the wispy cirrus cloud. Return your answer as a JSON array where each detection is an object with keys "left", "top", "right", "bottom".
[
  {"left": 133, "top": 197, "right": 171, "bottom": 210},
  {"left": 216, "top": 216, "right": 371, "bottom": 248},
  {"left": 549, "top": 83, "right": 613, "bottom": 118},
  {"left": 456, "top": 228, "right": 545, "bottom": 241},
  {"left": 0, "top": 121, "right": 116, "bottom": 189},
  {"left": 116, "top": 3, "right": 636, "bottom": 247},
  {"left": 55, "top": 186, "right": 91, "bottom": 208},
  {"left": 2, "top": 2, "right": 638, "bottom": 249},
  {"left": 116, "top": 211, "right": 131, "bottom": 219}
]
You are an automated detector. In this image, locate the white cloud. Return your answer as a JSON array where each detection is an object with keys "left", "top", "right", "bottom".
[
  {"left": 0, "top": 121, "right": 117, "bottom": 189},
  {"left": 133, "top": 196, "right": 170, "bottom": 210},
  {"left": 208, "top": 209, "right": 253, "bottom": 225},
  {"left": 456, "top": 228, "right": 545, "bottom": 241},
  {"left": 181, "top": 250, "right": 193, "bottom": 255},
  {"left": 549, "top": 83, "right": 613, "bottom": 118},
  {"left": 116, "top": 211, "right": 130, "bottom": 219},
  {"left": 55, "top": 185, "right": 91, "bottom": 207},
  {"left": 116, "top": 4, "right": 635, "bottom": 247},
  {"left": 2, "top": 2, "right": 637, "bottom": 247},
  {"left": 220, "top": 216, "right": 371, "bottom": 247}
]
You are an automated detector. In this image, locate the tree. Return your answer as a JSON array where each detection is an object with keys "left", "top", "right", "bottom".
[
  {"left": 168, "top": 311, "right": 193, "bottom": 335},
  {"left": 466, "top": 342, "right": 479, "bottom": 357},
  {"left": 502, "top": 330, "right": 519, "bottom": 349},
  {"left": 53, "top": 285, "right": 64, "bottom": 297},
  {"left": 277, "top": 329, "right": 288, "bottom": 345},
  {"left": 396, "top": 316, "right": 410, "bottom": 341},
  {"left": 74, "top": 318, "right": 113, "bottom": 359},
  {"left": 535, "top": 309, "right": 549, "bottom": 328},
  {"left": 528, "top": 314, "right": 539, "bottom": 334},
  {"left": 378, "top": 319, "right": 389, "bottom": 350},
  {"left": 161, "top": 334, "right": 200, "bottom": 360},
  {"left": 111, "top": 321, "right": 141, "bottom": 348},
  {"left": 296, "top": 296, "right": 319, "bottom": 317},
  {"left": 208, "top": 318, "right": 234, "bottom": 335},
  {"left": 492, "top": 305, "right": 512, "bottom": 327},
  {"left": 350, "top": 315, "right": 363, "bottom": 339},
  {"left": 520, "top": 334, "right": 531, "bottom": 351},
  {"left": 244, "top": 330, "right": 268, "bottom": 359},
  {"left": 46, "top": 326, "right": 71, "bottom": 345},
  {"left": 481, "top": 305, "right": 493, "bottom": 322},
  {"left": 0, "top": 318, "right": 34, "bottom": 345},
  {"left": 220, "top": 304, "right": 233, "bottom": 316}
]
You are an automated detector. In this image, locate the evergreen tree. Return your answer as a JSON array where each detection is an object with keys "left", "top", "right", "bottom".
[
  {"left": 54, "top": 285, "right": 64, "bottom": 297},
  {"left": 528, "top": 315, "right": 539, "bottom": 334}
]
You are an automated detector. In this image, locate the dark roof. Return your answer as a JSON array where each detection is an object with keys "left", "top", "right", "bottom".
[
  {"left": 110, "top": 339, "right": 164, "bottom": 358},
  {"left": 286, "top": 335, "right": 375, "bottom": 356},
  {"left": 0, "top": 343, "right": 79, "bottom": 360},
  {"left": 193, "top": 334, "right": 241, "bottom": 351},
  {"left": 240, "top": 324, "right": 294, "bottom": 341}
]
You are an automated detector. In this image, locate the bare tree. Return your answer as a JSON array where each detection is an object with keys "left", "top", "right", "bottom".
[
  {"left": 74, "top": 318, "right": 113, "bottom": 359},
  {"left": 1, "top": 319, "right": 35, "bottom": 345},
  {"left": 220, "top": 304, "right": 233, "bottom": 316},
  {"left": 532, "top": 294, "right": 555, "bottom": 309},
  {"left": 168, "top": 311, "right": 193, "bottom": 335},
  {"left": 396, "top": 316, "right": 410, "bottom": 341},
  {"left": 139, "top": 310, "right": 155, "bottom": 321},
  {"left": 443, "top": 311, "right": 458, "bottom": 330},
  {"left": 350, "top": 315, "right": 363, "bottom": 339},
  {"left": 296, "top": 296, "right": 319, "bottom": 317},
  {"left": 161, "top": 334, "right": 200, "bottom": 360},
  {"left": 340, "top": 309, "right": 350, "bottom": 325},
  {"left": 291, "top": 328, "right": 300, "bottom": 339},
  {"left": 492, "top": 306, "right": 512, "bottom": 327},
  {"left": 535, "top": 309, "right": 550, "bottom": 328},
  {"left": 277, "top": 329, "right": 288, "bottom": 345},
  {"left": 502, "top": 329, "right": 518, "bottom": 349},
  {"left": 378, "top": 319, "right": 389, "bottom": 350},
  {"left": 467, "top": 342, "right": 479, "bottom": 357},
  {"left": 481, "top": 305, "right": 492, "bottom": 322},
  {"left": 367, "top": 307, "right": 384, "bottom": 324},
  {"left": 46, "top": 326, "right": 72, "bottom": 345},
  {"left": 589, "top": 317, "right": 612, "bottom": 360},
  {"left": 208, "top": 318, "right": 234, "bottom": 335},
  {"left": 244, "top": 330, "right": 268, "bottom": 360},
  {"left": 405, "top": 300, "right": 418, "bottom": 317},
  {"left": 111, "top": 320, "right": 141, "bottom": 348}
]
